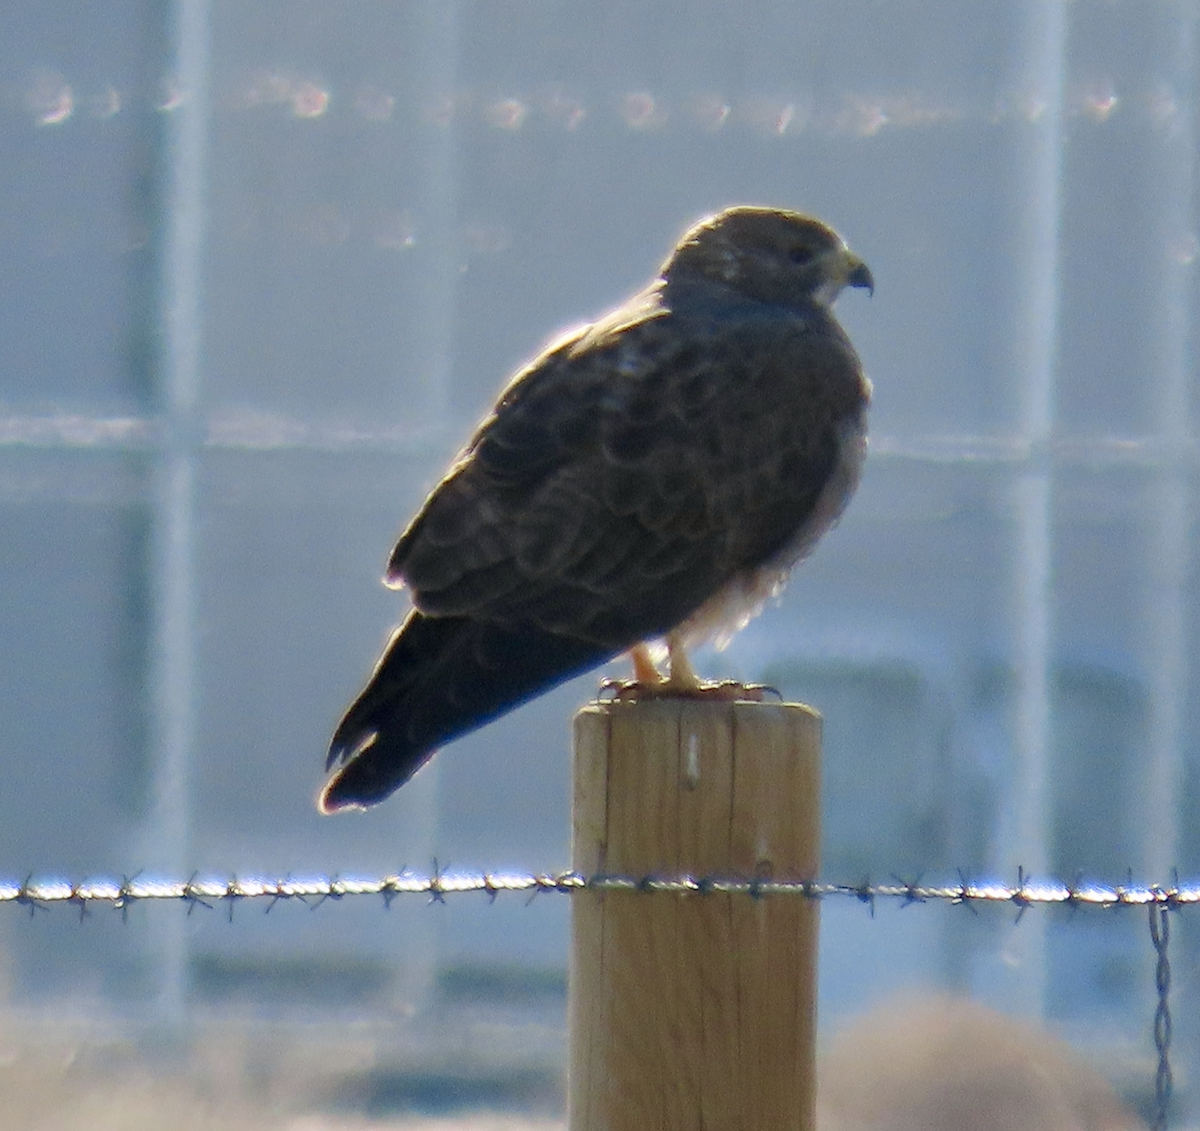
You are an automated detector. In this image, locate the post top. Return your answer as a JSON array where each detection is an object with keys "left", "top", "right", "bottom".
[{"left": 576, "top": 696, "right": 822, "bottom": 723}]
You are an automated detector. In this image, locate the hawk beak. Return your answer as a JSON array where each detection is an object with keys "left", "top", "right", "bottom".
[{"left": 846, "top": 256, "right": 874, "bottom": 296}]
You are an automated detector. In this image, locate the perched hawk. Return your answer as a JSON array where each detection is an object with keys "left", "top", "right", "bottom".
[{"left": 322, "top": 206, "right": 873, "bottom": 812}]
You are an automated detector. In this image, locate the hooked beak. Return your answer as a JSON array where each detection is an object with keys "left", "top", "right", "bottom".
[{"left": 846, "top": 255, "right": 874, "bottom": 296}]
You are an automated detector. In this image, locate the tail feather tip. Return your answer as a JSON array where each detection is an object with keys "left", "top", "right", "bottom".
[
  {"left": 317, "top": 737, "right": 435, "bottom": 815},
  {"left": 317, "top": 776, "right": 368, "bottom": 815}
]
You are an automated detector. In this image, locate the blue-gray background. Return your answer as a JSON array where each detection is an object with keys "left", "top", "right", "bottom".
[{"left": 0, "top": 0, "right": 1196, "bottom": 1120}]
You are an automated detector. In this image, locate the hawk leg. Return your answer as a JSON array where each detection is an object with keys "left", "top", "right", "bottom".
[
  {"left": 603, "top": 636, "right": 777, "bottom": 702},
  {"left": 629, "top": 641, "right": 664, "bottom": 685},
  {"left": 664, "top": 633, "right": 703, "bottom": 691}
]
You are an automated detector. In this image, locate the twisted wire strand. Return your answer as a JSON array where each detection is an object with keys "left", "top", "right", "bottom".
[
  {"left": 1149, "top": 903, "right": 1174, "bottom": 1131},
  {"left": 0, "top": 869, "right": 1195, "bottom": 914}
]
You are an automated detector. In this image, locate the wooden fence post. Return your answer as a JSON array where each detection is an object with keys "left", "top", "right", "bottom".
[{"left": 568, "top": 697, "right": 822, "bottom": 1131}]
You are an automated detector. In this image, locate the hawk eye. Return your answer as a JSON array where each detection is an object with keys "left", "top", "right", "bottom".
[{"left": 788, "top": 245, "right": 814, "bottom": 265}]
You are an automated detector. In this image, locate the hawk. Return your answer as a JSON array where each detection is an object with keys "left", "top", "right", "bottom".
[{"left": 322, "top": 206, "right": 873, "bottom": 812}]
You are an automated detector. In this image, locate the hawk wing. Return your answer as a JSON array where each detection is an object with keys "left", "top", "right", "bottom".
[
  {"left": 322, "top": 286, "right": 866, "bottom": 810},
  {"left": 392, "top": 290, "right": 864, "bottom": 644}
]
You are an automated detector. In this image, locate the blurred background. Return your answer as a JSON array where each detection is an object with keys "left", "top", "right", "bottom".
[{"left": 0, "top": 0, "right": 1196, "bottom": 1126}]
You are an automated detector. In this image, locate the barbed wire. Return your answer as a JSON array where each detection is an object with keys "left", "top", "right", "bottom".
[
  {"left": 12, "top": 67, "right": 1181, "bottom": 137},
  {"left": 1, "top": 867, "right": 1195, "bottom": 916},
  {"left": 9, "top": 410, "right": 1200, "bottom": 471}
]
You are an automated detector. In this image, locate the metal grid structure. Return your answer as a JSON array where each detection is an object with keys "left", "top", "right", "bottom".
[{"left": 0, "top": 0, "right": 1198, "bottom": 1120}]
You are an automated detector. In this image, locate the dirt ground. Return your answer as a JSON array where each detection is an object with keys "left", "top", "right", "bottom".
[
  {"left": 0, "top": 1014, "right": 564, "bottom": 1131},
  {"left": 0, "top": 997, "right": 1151, "bottom": 1131}
]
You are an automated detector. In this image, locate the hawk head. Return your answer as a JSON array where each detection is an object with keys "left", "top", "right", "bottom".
[{"left": 664, "top": 205, "right": 873, "bottom": 309}]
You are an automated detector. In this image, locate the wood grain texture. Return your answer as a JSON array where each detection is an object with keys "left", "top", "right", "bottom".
[{"left": 569, "top": 699, "right": 821, "bottom": 1131}]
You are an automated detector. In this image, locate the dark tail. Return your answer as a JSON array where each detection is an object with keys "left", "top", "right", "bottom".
[{"left": 321, "top": 610, "right": 614, "bottom": 811}]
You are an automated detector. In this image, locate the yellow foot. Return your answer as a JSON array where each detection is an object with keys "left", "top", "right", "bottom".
[
  {"left": 608, "top": 639, "right": 778, "bottom": 701},
  {"left": 599, "top": 677, "right": 780, "bottom": 703}
]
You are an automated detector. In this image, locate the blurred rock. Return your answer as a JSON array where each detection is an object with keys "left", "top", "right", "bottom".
[{"left": 818, "top": 996, "right": 1144, "bottom": 1131}]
